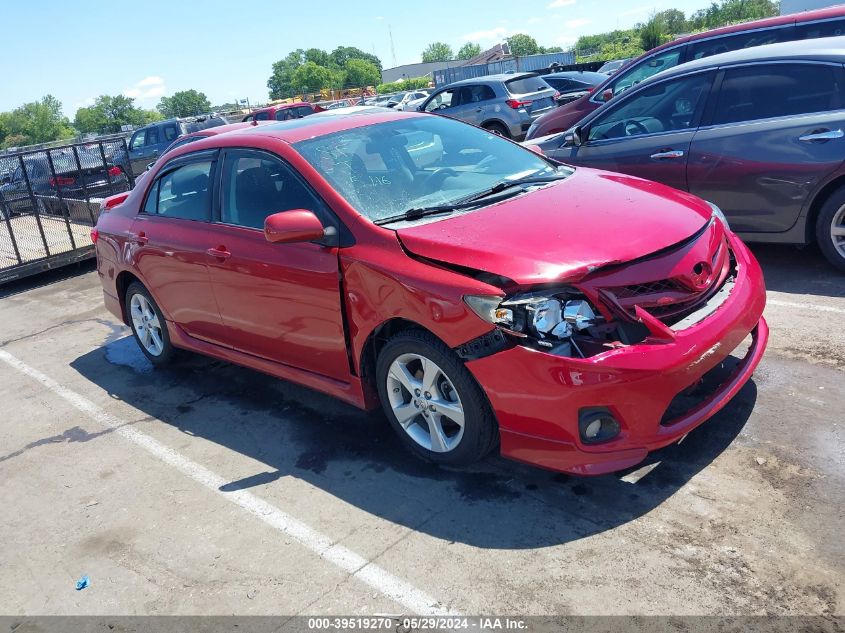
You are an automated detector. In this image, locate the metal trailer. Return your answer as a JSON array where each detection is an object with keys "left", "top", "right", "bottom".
[{"left": 0, "top": 138, "right": 135, "bottom": 285}]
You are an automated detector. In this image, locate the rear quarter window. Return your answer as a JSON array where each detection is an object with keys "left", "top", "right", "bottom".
[{"left": 505, "top": 76, "right": 552, "bottom": 95}]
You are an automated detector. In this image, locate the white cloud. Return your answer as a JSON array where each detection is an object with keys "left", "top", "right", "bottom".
[
  {"left": 460, "top": 26, "right": 510, "bottom": 43},
  {"left": 566, "top": 18, "right": 591, "bottom": 29},
  {"left": 547, "top": 0, "right": 576, "bottom": 8},
  {"left": 375, "top": 15, "right": 384, "bottom": 20},
  {"left": 527, "top": 17, "right": 542, "bottom": 24},
  {"left": 123, "top": 76, "right": 166, "bottom": 100}
]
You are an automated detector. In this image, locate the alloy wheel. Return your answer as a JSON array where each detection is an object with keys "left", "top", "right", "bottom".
[
  {"left": 831, "top": 203, "right": 845, "bottom": 259},
  {"left": 130, "top": 293, "right": 164, "bottom": 357},
  {"left": 385, "top": 353, "right": 465, "bottom": 453}
]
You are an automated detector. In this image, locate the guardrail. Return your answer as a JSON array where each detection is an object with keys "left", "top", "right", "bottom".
[{"left": 0, "top": 138, "right": 135, "bottom": 284}]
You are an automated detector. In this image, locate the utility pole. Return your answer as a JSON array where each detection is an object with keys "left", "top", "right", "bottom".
[{"left": 389, "top": 24, "right": 397, "bottom": 68}]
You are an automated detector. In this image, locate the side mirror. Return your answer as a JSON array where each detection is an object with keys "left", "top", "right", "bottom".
[
  {"left": 264, "top": 209, "right": 328, "bottom": 244},
  {"left": 564, "top": 126, "right": 583, "bottom": 147}
]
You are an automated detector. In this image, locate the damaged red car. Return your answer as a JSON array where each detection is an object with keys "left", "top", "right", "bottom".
[{"left": 93, "top": 110, "right": 768, "bottom": 475}]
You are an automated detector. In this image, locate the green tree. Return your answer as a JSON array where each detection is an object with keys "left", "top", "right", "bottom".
[
  {"left": 421, "top": 42, "right": 453, "bottom": 62},
  {"left": 331, "top": 46, "right": 382, "bottom": 71},
  {"left": 292, "top": 61, "right": 333, "bottom": 93},
  {"left": 457, "top": 42, "right": 482, "bottom": 60},
  {"left": 655, "top": 9, "right": 688, "bottom": 35},
  {"left": 157, "top": 89, "right": 212, "bottom": 118},
  {"left": 344, "top": 59, "right": 381, "bottom": 88},
  {"left": 640, "top": 17, "right": 668, "bottom": 51},
  {"left": 0, "top": 95, "right": 74, "bottom": 148},
  {"left": 689, "top": 0, "right": 779, "bottom": 30},
  {"left": 507, "top": 33, "right": 540, "bottom": 56},
  {"left": 539, "top": 46, "right": 564, "bottom": 54},
  {"left": 74, "top": 94, "right": 158, "bottom": 134},
  {"left": 574, "top": 29, "right": 642, "bottom": 62}
]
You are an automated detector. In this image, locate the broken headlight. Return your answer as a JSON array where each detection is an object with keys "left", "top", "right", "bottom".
[{"left": 464, "top": 291, "right": 601, "bottom": 356}]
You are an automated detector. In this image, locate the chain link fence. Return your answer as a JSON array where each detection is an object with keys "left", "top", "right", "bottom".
[{"left": 0, "top": 137, "right": 135, "bottom": 284}]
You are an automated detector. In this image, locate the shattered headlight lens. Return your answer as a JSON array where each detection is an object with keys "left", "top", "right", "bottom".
[
  {"left": 708, "top": 201, "right": 730, "bottom": 230},
  {"left": 464, "top": 291, "right": 600, "bottom": 349}
]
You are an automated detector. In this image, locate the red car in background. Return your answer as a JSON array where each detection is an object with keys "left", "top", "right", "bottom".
[
  {"left": 93, "top": 110, "right": 767, "bottom": 475},
  {"left": 526, "top": 5, "right": 845, "bottom": 139},
  {"left": 242, "top": 102, "right": 322, "bottom": 122}
]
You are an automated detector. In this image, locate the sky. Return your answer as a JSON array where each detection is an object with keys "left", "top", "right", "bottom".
[{"left": 1, "top": 0, "right": 709, "bottom": 117}]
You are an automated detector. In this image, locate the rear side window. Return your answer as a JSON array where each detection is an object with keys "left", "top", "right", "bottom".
[
  {"left": 505, "top": 76, "right": 551, "bottom": 95},
  {"left": 255, "top": 111, "right": 271, "bottom": 121},
  {"left": 162, "top": 124, "right": 179, "bottom": 142},
  {"left": 458, "top": 85, "right": 496, "bottom": 104},
  {"left": 296, "top": 106, "right": 314, "bottom": 117},
  {"left": 712, "top": 63, "right": 842, "bottom": 125},
  {"left": 145, "top": 160, "right": 214, "bottom": 220},
  {"left": 796, "top": 18, "right": 845, "bottom": 39}
]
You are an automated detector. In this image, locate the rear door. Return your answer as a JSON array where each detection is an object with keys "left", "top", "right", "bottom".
[
  {"left": 203, "top": 148, "right": 349, "bottom": 380},
  {"left": 130, "top": 151, "right": 227, "bottom": 344},
  {"left": 687, "top": 62, "right": 845, "bottom": 234},
  {"left": 558, "top": 70, "right": 714, "bottom": 191},
  {"left": 453, "top": 85, "right": 495, "bottom": 126}
]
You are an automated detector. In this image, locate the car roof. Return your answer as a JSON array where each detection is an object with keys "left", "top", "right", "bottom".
[
  {"left": 545, "top": 71, "right": 608, "bottom": 81},
  {"left": 643, "top": 35, "right": 845, "bottom": 84},
  {"left": 185, "top": 121, "right": 258, "bottom": 137},
  {"left": 210, "top": 108, "right": 419, "bottom": 145},
  {"left": 446, "top": 72, "right": 537, "bottom": 87}
]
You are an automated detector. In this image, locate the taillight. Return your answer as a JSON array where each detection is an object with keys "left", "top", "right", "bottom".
[
  {"left": 108, "top": 166, "right": 122, "bottom": 177},
  {"left": 90, "top": 228, "right": 99, "bottom": 243},
  {"left": 505, "top": 99, "right": 532, "bottom": 109},
  {"left": 49, "top": 176, "right": 75, "bottom": 186}
]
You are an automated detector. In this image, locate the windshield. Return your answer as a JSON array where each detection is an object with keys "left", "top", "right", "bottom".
[{"left": 293, "top": 116, "right": 565, "bottom": 223}]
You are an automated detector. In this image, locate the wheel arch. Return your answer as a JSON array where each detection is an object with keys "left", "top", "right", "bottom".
[
  {"left": 805, "top": 174, "right": 845, "bottom": 244},
  {"left": 114, "top": 270, "right": 148, "bottom": 325},
  {"left": 358, "top": 318, "right": 444, "bottom": 393}
]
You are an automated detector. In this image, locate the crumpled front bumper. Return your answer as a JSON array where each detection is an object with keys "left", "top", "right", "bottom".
[{"left": 464, "top": 236, "right": 768, "bottom": 475}]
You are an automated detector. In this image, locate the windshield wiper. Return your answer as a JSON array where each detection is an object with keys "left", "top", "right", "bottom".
[{"left": 373, "top": 172, "right": 568, "bottom": 227}]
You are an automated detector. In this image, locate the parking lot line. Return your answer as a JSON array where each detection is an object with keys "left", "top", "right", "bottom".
[
  {"left": 0, "top": 348, "right": 454, "bottom": 617},
  {"left": 767, "top": 298, "right": 845, "bottom": 315}
]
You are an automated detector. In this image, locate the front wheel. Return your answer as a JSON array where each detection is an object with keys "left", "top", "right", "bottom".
[
  {"left": 483, "top": 122, "right": 511, "bottom": 139},
  {"left": 816, "top": 189, "right": 845, "bottom": 272},
  {"left": 376, "top": 329, "right": 498, "bottom": 466},
  {"left": 125, "top": 282, "right": 177, "bottom": 365}
]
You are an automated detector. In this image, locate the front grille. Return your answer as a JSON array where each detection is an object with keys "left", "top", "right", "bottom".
[{"left": 610, "top": 279, "right": 686, "bottom": 299}]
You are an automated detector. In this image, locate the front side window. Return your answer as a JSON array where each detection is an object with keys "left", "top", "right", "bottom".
[
  {"left": 712, "top": 63, "right": 842, "bottom": 125},
  {"left": 129, "top": 131, "right": 145, "bottom": 151},
  {"left": 588, "top": 72, "right": 711, "bottom": 141},
  {"left": 293, "top": 116, "right": 562, "bottom": 223},
  {"left": 424, "top": 89, "right": 456, "bottom": 112},
  {"left": 296, "top": 106, "right": 314, "bottom": 117},
  {"left": 796, "top": 18, "right": 845, "bottom": 40},
  {"left": 605, "top": 48, "right": 683, "bottom": 99},
  {"left": 688, "top": 27, "right": 787, "bottom": 61},
  {"left": 255, "top": 111, "right": 271, "bottom": 121},
  {"left": 220, "top": 150, "right": 322, "bottom": 229},
  {"left": 145, "top": 160, "right": 213, "bottom": 221}
]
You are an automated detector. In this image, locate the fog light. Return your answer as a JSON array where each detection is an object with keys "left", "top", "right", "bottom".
[{"left": 578, "top": 409, "right": 621, "bottom": 445}]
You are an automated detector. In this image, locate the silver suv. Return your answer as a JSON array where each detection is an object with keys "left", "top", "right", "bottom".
[{"left": 418, "top": 73, "right": 557, "bottom": 140}]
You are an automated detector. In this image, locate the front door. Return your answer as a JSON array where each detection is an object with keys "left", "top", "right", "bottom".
[
  {"left": 688, "top": 62, "right": 845, "bottom": 234},
  {"left": 556, "top": 71, "right": 714, "bottom": 192},
  {"left": 204, "top": 148, "right": 349, "bottom": 381},
  {"left": 130, "top": 153, "right": 227, "bottom": 345}
]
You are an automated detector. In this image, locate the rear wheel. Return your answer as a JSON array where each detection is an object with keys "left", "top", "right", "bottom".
[
  {"left": 816, "top": 188, "right": 845, "bottom": 272},
  {"left": 125, "top": 282, "right": 177, "bottom": 365},
  {"left": 376, "top": 329, "right": 498, "bottom": 466},
  {"left": 483, "top": 122, "right": 511, "bottom": 139}
]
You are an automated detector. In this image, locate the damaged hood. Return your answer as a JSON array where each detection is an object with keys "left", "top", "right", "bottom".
[{"left": 396, "top": 168, "right": 712, "bottom": 285}]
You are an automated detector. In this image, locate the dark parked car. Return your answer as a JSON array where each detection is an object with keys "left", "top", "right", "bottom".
[
  {"left": 542, "top": 71, "right": 609, "bottom": 105},
  {"left": 0, "top": 147, "right": 127, "bottom": 220},
  {"left": 120, "top": 116, "right": 228, "bottom": 176},
  {"left": 526, "top": 38, "right": 845, "bottom": 271},
  {"left": 526, "top": 4, "right": 845, "bottom": 139},
  {"left": 419, "top": 73, "right": 557, "bottom": 140}
]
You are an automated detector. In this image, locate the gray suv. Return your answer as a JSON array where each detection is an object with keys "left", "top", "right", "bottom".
[{"left": 418, "top": 73, "right": 557, "bottom": 140}]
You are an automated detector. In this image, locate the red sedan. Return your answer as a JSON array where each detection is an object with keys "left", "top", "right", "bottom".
[{"left": 93, "top": 109, "right": 767, "bottom": 475}]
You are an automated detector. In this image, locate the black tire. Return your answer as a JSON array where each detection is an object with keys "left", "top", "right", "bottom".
[
  {"left": 483, "top": 121, "right": 511, "bottom": 139},
  {"left": 376, "top": 329, "right": 498, "bottom": 467},
  {"left": 124, "top": 282, "right": 178, "bottom": 366},
  {"left": 816, "top": 188, "right": 845, "bottom": 272}
]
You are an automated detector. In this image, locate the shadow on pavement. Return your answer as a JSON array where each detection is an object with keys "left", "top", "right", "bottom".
[
  {"left": 748, "top": 243, "right": 844, "bottom": 298},
  {"left": 70, "top": 334, "right": 756, "bottom": 549}
]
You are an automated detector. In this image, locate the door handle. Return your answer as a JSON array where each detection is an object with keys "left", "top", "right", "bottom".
[
  {"left": 206, "top": 246, "right": 231, "bottom": 260},
  {"left": 475, "top": 108, "right": 483, "bottom": 113},
  {"left": 128, "top": 231, "right": 148, "bottom": 245},
  {"left": 798, "top": 129, "right": 844, "bottom": 142},
  {"left": 650, "top": 150, "right": 685, "bottom": 160}
]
